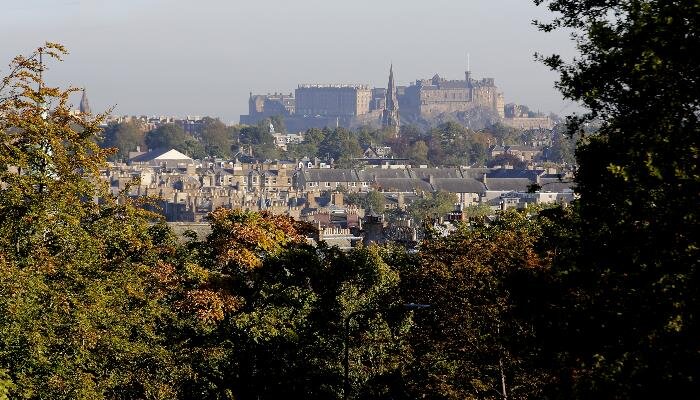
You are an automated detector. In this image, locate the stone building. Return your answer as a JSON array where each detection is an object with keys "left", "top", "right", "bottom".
[
  {"left": 294, "top": 84, "right": 372, "bottom": 117},
  {"left": 502, "top": 103, "right": 553, "bottom": 129},
  {"left": 240, "top": 92, "right": 295, "bottom": 125},
  {"left": 399, "top": 70, "right": 505, "bottom": 119}
]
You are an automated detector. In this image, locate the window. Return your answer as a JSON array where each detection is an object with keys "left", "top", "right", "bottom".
[{"left": 325, "top": 182, "right": 331, "bottom": 187}]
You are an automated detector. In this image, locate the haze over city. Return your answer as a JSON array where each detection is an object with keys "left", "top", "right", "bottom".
[
  {"left": 1, "top": 0, "right": 577, "bottom": 122},
  {"left": 0, "top": 0, "right": 696, "bottom": 398}
]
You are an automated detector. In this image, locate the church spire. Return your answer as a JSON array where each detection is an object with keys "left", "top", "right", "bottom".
[
  {"left": 79, "top": 88, "right": 91, "bottom": 115},
  {"left": 382, "top": 64, "right": 400, "bottom": 137}
]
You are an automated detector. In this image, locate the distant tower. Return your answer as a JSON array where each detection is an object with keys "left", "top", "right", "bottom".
[
  {"left": 465, "top": 53, "right": 473, "bottom": 87},
  {"left": 79, "top": 88, "right": 91, "bottom": 115},
  {"left": 382, "top": 64, "right": 400, "bottom": 137}
]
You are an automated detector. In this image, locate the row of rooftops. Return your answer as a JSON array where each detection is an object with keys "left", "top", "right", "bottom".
[
  {"left": 113, "top": 148, "right": 574, "bottom": 196},
  {"left": 299, "top": 167, "right": 574, "bottom": 194}
]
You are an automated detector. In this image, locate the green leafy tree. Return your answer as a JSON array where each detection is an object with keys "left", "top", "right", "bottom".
[
  {"left": 101, "top": 119, "right": 146, "bottom": 161},
  {"left": 0, "top": 43, "right": 181, "bottom": 399},
  {"left": 405, "top": 140, "right": 429, "bottom": 165},
  {"left": 175, "top": 209, "right": 416, "bottom": 399},
  {"left": 483, "top": 123, "right": 520, "bottom": 146},
  {"left": 463, "top": 203, "right": 493, "bottom": 220},
  {"left": 145, "top": 123, "right": 205, "bottom": 158},
  {"left": 534, "top": 0, "right": 700, "bottom": 397},
  {"left": 407, "top": 191, "right": 458, "bottom": 223},
  {"left": 319, "top": 127, "right": 363, "bottom": 167},
  {"left": 402, "top": 210, "right": 557, "bottom": 399},
  {"left": 487, "top": 153, "right": 527, "bottom": 169},
  {"left": 544, "top": 125, "right": 579, "bottom": 164},
  {"left": 287, "top": 127, "right": 326, "bottom": 159},
  {"left": 200, "top": 117, "right": 231, "bottom": 157},
  {"left": 364, "top": 190, "right": 387, "bottom": 212},
  {"left": 145, "top": 123, "right": 188, "bottom": 149}
]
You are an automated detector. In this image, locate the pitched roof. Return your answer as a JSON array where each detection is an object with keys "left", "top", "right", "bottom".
[
  {"left": 409, "top": 168, "right": 463, "bottom": 179},
  {"left": 485, "top": 178, "right": 532, "bottom": 192},
  {"left": 537, "top": 178, "right": 576, "bottom": 193},
  {"left": 486, "top": 169, "right": 545, "bottom": 180},
  {"left": 357, "top": 169, "right": 412, "bottom": 180},
  {"left": 303, "top": 169, "right": 358, "bottom": 182},
  {"left": 130, "top": 148, "right": 193, "bottom": 163},
  {"left": 375, "top": 178, "right": 433, "bottom": 193},
  {"left": 431, "top": 178, "right": 486, "bottom": 193}
]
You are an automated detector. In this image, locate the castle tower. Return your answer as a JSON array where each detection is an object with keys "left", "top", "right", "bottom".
[
  {"left": 79, "top": 88, "right": 91, "bottom": 115},
  {"left": 465, "top": 53, "right": 473, "bottom": 85},
  {"left": 382, "top": 64, "right": 400, "bottom": 137}
]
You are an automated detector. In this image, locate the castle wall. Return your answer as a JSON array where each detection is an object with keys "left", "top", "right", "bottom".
[
  {"left": 502, "top": 117, "right": 554, "bottom": 130},
  {"left": 400, "top": 75, "right": 503, "bottom": 117},
  {"left": 295, "top": 85, "right": 371, "bottom": 117}
]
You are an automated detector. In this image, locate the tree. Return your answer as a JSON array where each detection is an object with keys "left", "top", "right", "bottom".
[
  {"left": 483, "top": 123, "right": 519, "bottom": 146},
  {"left": 319, "top": 128, "right": 363, "bottom": 167},
  {"left": 534, "top": 0, "right": 700, "bottom": 397},
  {"left": 237, "top": 120, "right": 280, "bottom": 160},
  {"left": 174, "top": 209, "right": 416, "bottom": 399},
  {"left": 268, "top": 115, "right": 286, "bottom": 134},
  {"left": 407, "top": 191, "right": 458, "bottom": 223},
  {"left": 101, "top": 119, "right": 146, "bottom": 161},
  {"left": 364, "top": 190, "right": 387, "bottom": 212},
  {"left": 401, "top": 211, "right": 556, "bottom": 399},
  {"left": 544, "top": 127, "right": 578, "bottom": 164},
  {"left": 145, "top": 123, "right": 205, "bottom": 158},
  {"left": 145, "top": 123, "right": 187, "bottom": 150},
  {"left": 0, "top": 43, "right": 181, "bottom": 399},
  {"left": 200, "top": 117, "right": 231, "bottom": 158},
  {"left": 405, "top": 140, "right": 429, "bottom": 165},
  {"left": 487, "top": 153, "right": 527, "bottom": 169}
]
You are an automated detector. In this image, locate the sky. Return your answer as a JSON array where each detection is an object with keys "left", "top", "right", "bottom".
[{"left": 1, "top": 0, "right": 579, "bottom": 124}]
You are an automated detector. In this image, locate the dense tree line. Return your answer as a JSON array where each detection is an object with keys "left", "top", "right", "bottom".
[
  {"left": 1, "top": 0, "right": 697, "bottom": 396},
  {"left": 99, "top": 112, "right": 573, "bottom": 167},
  {"left": 101, "top": 117, "right": 237, "bottom": 161}
]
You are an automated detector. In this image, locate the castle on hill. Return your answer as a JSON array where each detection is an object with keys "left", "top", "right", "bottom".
[{"left": 240, "top": 64, "right": 551, "bottom": 132}]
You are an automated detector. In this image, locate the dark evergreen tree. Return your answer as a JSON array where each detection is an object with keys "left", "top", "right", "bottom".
[{"left": 534, "top": 0, "right": 700, "bottom": 397}]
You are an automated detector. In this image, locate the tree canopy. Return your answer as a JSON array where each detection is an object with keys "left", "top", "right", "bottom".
[{"left": 533, "top": 0, "right": 700, "bottom": 397}]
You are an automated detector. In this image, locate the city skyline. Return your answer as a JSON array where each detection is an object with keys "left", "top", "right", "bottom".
[{"left": 1, "top": 0, "right": 578, "bottom": 123}]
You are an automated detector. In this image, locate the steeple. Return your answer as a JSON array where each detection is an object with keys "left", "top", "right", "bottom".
[
  {"left": 79, "top": 88, "right": 91, "bottom": 115},
  {"left": 386, "top": 64, "right": 397, "bottom": 111},
  {"left": 382, "top": 64, "right": 400, "bottom": 137}
]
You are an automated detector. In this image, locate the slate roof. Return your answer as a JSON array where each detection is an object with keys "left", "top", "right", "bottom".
[
  {"left": 303, "top": 169, "right": 358, "bottom": 182},
  {"left": 432, "top": 178, "right": 486, "bottom": 193},
  {"left": 357, "top": 169, "right": 411, "bottom": 180},
  {"left": 485, "top": 178, "right": 532, "bottom": 192},
  {"left": 537, "top": 178, "right": 576, "bottom": 193},
  {"left": 460, "top": 167, "right": 491, "bottom": 179},
  {"left": 485, "top": 169, "right": 546, "bottom": 180},
  {"left": 375, "top": 178, "right": 433, "bottom": 193},
  {"left": 409, "top": 168, "right": 463, "bottom": 179}
]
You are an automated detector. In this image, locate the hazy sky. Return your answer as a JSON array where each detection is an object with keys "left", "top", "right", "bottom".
[{"left": 1, "top": 0, "right": 579, "bottom": 123}]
